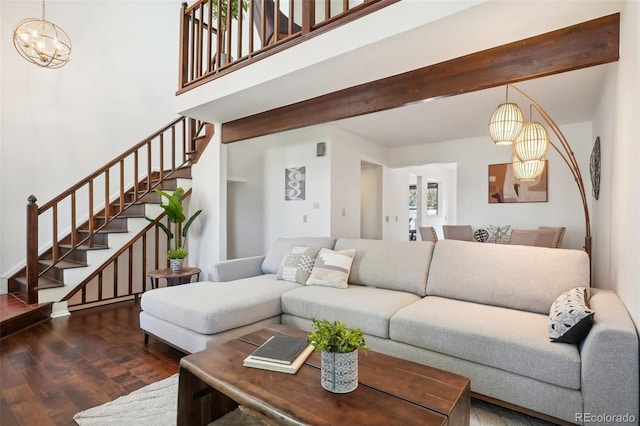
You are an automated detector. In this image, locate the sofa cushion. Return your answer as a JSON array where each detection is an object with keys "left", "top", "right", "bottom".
[
  {"left": 140, "top": 275, "right": 300, "bottom": 335},
  {"left": 277, "top": 246, "right": 321, "bottom": 284},
  {"left": 334, "top": 238, "right": 434, "bottom": 297},
  {"left": 426, "top": 240, "right": 590, "bottom": 314},
  {"left": 281, "top": 285, "right": 420, "bottom": 339},
  {"left": 262, "top": 237, "right": 337, "bottom": 274},
  {"left": 390, "top": 296, "right": 582, "bottom": 389},
  {"left": 306, "top": 248, "right": 355, "bottom": 289},
  {"left": 549, "top": 287, "right": 594, "bottom": 344}
]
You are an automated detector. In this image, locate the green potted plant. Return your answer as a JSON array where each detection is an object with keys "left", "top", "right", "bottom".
[
  {"left": 308, "top": 318, "right": 367, "bottom": 393},
  {"left": 146, "top": 187, "right": 202, "bottom": 272}
]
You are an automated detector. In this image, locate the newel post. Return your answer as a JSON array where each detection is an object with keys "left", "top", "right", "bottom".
[{"left": 26, "top": 195, "right": 39, "bottom": 304}]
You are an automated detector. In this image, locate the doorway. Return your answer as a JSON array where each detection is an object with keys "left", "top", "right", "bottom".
[{"left": 360, "top": 161, "right": 382, "bottom": 239}]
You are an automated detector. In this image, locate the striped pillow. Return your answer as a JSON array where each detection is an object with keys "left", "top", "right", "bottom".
[{"left": 306, "top": 248, "right": 356, "bottom": 289}]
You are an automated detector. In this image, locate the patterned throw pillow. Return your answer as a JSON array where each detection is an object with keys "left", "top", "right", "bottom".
[
  {"left": 276, "top": 246, "right": 321, "bottom": 284},
  {"left": 306, "top": 248, "right": 356, "bottom": 289},
  {"left": 549, "top": 287, "right": 595, "bottom": 344}
]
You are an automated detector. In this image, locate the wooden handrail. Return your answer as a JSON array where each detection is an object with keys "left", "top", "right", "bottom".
[
  {"left": 23, "top": 117, "right": 211, "bottom": 304},
  {"left": 37, "top": 118, "right": 184, "bottom": 212},
  {"left": 178, "top": 0, "right": 394, "bottom": 92}
]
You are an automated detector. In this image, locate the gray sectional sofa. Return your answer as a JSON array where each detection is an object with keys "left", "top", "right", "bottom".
[{"left": 139, "top": 237, "right": 639, "bottom": 424}]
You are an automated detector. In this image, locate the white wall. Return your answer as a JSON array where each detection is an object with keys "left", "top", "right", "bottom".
[
  {"left": 382, "top": 167, "right": 411, "bottom": 240},
  {"left": 328, "top": 128, "right": 387, "bottom": 239},
  {"left": 263, "top": 129, "right": 332, "bottom": 252},
  {"left": 226, "top": 139, "right": 265, "bottom": 259},
  {"left": 592, "top": 0, "right": 639, "bottom": 328},
  {"left": 188, "top": 126, "right": 226, "bottom": 280},
  {"left": 328, "top": 127, "right": 409, "bottom": 240},
  {"left": 0, "top": 1, "right": 180, "bottom": 292},
  {"left": 389, "top": 122, "right": 593, "bottom": 251}
]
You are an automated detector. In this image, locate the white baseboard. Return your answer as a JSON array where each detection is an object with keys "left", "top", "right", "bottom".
[{"left": 51, "top": 301, "right": 71, "bottom": 318}]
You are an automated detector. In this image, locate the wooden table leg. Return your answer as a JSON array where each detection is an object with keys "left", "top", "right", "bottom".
[{"left": 177, "top": 366, "right": 238, "bottom": 426}]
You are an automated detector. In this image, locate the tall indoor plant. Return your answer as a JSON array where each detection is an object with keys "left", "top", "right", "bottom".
[
  {"left": 308, "top": 318, "right": 367, "bottom": 393},
  {"left": 146, "top": 187, "right": 202, "bottom": 272}
]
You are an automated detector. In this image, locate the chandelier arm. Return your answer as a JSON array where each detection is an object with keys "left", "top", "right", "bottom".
[{"left": 508, "top": 84, "right": 591, "bottom": 257}]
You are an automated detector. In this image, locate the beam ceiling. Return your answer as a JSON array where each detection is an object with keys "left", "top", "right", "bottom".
[{"left": 221, "top": 13, "right": 619, "bottom": 144}]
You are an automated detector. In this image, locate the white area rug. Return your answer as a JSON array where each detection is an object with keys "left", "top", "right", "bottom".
[{"left": 73, "top": 374, "right": 553, "bottom": 426}]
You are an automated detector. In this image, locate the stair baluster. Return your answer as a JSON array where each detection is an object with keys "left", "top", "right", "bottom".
[{"left": 11, "top": 117, "right": 213, "bottom": 308}]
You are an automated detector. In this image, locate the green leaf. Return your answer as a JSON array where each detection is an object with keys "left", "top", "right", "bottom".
[
  {"left": 145, "top": 217, "right": 173, "bottom": 241},
  {"left": 182, "top": 209, "right": 203, "bottom": 239}
]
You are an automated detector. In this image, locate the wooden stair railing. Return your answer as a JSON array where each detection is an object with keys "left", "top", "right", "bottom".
[
  {"left": 12, "top": 117, "right": 213, "bottom": 305},
  {"left": 61, "top": 189, "right": 195, "bottom": 310},
  {"left": 178, "top": 0, "right": 397, "bottom": 93}
]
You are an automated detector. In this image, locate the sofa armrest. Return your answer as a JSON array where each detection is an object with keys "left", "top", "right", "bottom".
[
  {"left": 580, "top": 288, "right": 639, "bottom": 422},
  {"left": 210, "top": 255, "right": 266, "bottom": 282}
]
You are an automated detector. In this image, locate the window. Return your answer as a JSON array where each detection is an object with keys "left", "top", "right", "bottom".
[{"left": 426, "top": 181, "right": 438, "bottom": 216}]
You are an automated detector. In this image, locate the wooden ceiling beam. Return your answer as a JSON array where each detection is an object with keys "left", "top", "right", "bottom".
[{"left": 221, "top": 13, "right": 619, "bottom": 144}]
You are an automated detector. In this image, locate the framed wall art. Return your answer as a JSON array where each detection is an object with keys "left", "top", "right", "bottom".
[
  {"left": 285, "top": 166, "right": 306, "bottom": 200},
  {"left": 488, "top": 161, "right": 548, "bottom": 203}
]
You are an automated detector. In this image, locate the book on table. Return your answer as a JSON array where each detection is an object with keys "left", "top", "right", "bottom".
[{"left": 243, "top": 335, "right": 314, "bottom": 374}]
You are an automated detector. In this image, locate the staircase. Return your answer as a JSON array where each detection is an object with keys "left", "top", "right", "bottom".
[{"left": 2, "top": 117, "right": 213, "bottom": 336}]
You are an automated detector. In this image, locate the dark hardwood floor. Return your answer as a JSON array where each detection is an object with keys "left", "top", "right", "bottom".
[{"left": 0, "top": 300, "right": 184, "bottom": 426}]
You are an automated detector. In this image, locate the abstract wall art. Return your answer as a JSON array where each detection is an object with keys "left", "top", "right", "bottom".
[
  {"left": 488, "top": 162, "right": 548, "bottom": 203},
  {"left": 285, "top": 166, "right": 306, "bottom": 200}
]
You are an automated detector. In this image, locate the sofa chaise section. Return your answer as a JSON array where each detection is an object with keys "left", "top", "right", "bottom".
[
  {"left": 140, "top": 276, "right": 299, "bottom": 353},
  {"left": 140, "top": 237, "right": 336, "bottom": 353}
]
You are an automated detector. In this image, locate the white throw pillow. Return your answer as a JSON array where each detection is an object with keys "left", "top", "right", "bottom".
[{"left": 306, "top": 248, "right": 356, "bottom": 289}]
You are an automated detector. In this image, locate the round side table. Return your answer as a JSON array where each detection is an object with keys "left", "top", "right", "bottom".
[{"left": 148, "top": 267, "right": 201, "bottom": 289}]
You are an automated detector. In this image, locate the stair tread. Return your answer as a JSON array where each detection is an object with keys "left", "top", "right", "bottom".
[
  {"left": 35, "top": 279, "right": 65, "bottom": 290},
  {"left": 15, "top": 276, "right": 65, "bottom": 290},
  {"left": 59, "top": 243, "right": 109, "bottom": 251},
  {"left": 40, "top": 259, "right": 87, "bottom": 269},
  {"left": 12, "top": 164, "right": 194, "bottom": 303},
  {"left": 78, "top": 228, "right": 128, "bottom": 234}
]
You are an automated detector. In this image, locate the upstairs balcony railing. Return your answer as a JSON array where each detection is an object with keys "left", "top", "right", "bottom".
[{"left": 178, "top": 0, "right": 394, "bottom": 93}]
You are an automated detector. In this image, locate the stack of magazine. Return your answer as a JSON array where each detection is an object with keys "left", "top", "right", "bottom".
[{"left": 243, "top": 335, "right": 314, "bottom": 374}]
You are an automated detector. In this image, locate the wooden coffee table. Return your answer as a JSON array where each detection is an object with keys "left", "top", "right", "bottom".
[{"left": 177, "top": 325, "right": 470, "bottom": 425}]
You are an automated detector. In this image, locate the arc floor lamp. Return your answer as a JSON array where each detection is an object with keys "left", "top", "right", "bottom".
[{"left": 489, "top": 84, "right": 591, "bottom": 258}]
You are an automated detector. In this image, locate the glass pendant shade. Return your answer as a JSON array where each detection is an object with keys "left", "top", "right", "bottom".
[
  {"left": 489, "top": 103, "right": 524, "bottom": 145},
  {"left": 514, "top": 121, "right": 549, "bottom": 162},
  {"left": 512, "top": 155, "right": 545, "bottom": 181}
]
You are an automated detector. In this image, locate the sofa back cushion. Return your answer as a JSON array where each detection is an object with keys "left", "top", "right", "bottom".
[
  {"left": 262, "top": 237, "right": 337, "bottom": 274},
  {"left": 426, "top": 240, "right": 590, "bottom": 314},
  {"left": 334, "top": 238, "right": 435, "bottom": 297}
]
